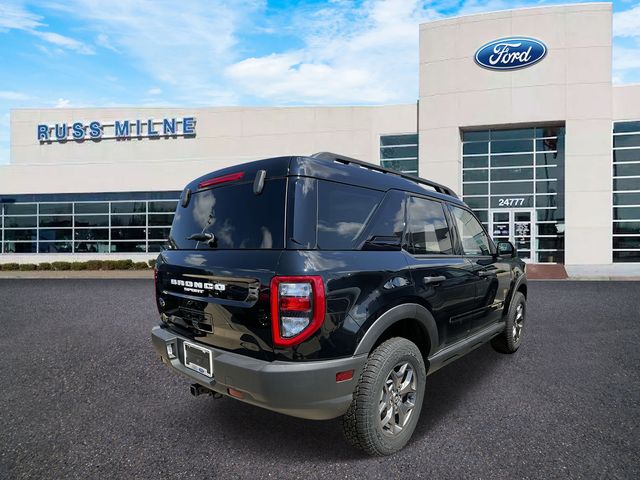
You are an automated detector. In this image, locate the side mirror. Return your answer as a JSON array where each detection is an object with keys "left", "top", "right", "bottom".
[{"left": 497, "top": 240, "right": 516, "bottom": 258}]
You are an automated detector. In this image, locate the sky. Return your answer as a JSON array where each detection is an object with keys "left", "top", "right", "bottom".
[{"left": 0, "top": 0, "right": 639, "bottom": 164}]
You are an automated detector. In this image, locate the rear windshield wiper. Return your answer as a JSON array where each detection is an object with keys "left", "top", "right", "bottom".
[{"left": 187, "top": 232, "right": 216, "bottom": 247}]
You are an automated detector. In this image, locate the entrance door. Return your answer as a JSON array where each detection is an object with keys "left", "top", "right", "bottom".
[{"left": 490, "top": 210, "right": 535, "bottom": 262}]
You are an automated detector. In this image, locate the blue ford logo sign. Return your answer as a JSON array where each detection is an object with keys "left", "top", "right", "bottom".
[{"left": 475, "top": 37, "right": 547, "bottom": 70}]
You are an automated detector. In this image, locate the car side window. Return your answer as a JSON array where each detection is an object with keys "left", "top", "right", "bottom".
[
  {"left": 450, "top": 205, "right": 492, "bottom": 256},
  {"left": 406, "top": 196, "right": 453, "bottom": 255}
]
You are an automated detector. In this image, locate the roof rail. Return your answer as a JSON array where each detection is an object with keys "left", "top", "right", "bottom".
[{"left": 311, "top": 152, "right": 458, "bottom": 198}]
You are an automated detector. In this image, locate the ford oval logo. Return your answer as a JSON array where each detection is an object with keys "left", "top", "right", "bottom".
[{"left": 475, "top": 37, "right": 547, "bottom": 70}]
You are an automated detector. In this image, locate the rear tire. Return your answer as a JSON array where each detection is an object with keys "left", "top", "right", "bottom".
[
  {"left": 491, "top": 291, "right": 526, "bottom": 354},
  {"left": 342, "top": 337, "right": 426, "bottom": 456}
]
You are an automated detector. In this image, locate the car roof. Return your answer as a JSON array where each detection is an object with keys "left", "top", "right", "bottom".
[{"left": 186, "top": 154, "right": 465, "bottom": 206}]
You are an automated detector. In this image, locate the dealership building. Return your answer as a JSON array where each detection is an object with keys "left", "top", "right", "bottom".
[{"left": 1, "top": 2, "right": 639, "bottom": 277}]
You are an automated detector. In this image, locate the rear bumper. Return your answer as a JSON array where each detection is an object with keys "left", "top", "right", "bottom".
[{"left": 151, "top": 326, "right": 367, "bottom": 420}]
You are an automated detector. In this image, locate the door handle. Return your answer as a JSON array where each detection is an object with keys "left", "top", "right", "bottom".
[
  {"left": 423, "top": 276, "right": 446, "bottom": 285},
  {"left": 478, "top": 270, "right": 494, "bottom": 277}
]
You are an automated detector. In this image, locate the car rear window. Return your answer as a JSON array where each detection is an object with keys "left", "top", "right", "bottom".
[{"left": 169, "top": 179, "right": 286, "bottom": 250}]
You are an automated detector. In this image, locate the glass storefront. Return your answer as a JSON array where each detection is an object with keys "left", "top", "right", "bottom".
[
  {"left": 0, "top": 192, "right": 178, "bottom": 254},
  {"left": 613, "top": 121, "right": 640, "bottom": 263},
  {"left": 461, "top": 126, "right": 565, "bottom": 263},
  {"left": 380, "top": 134, "right": 418, "bottom": 176}
]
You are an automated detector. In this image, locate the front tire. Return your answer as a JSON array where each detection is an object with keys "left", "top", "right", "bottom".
[
  {"left": 491, "top": 291, "right": 526, "bottom": 354},
  {"left": 342, "top": 337, "right": 426, "bottom": 456}
]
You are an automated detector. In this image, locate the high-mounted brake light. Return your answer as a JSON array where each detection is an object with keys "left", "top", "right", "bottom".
[
  {"left": 270, "top": 276, "right": 325, "bottom": 347},
  {"left": 198, "top": 171, "right": 244, "bottom": 189}
]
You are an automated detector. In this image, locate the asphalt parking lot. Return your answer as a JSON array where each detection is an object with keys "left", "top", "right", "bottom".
[{"left": 0, "top": 279, "right": 638, "bottom": 479}]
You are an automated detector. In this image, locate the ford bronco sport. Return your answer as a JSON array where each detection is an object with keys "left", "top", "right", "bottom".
[{"left": 152, "top": 152, "right": 527, "bottom": 455}]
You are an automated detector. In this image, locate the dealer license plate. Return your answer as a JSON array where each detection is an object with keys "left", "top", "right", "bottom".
[{"left": 183, "top": 341, "right": 213, "bottom": 378}]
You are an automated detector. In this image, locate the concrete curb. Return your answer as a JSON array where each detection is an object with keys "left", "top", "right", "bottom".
[{"left": 0, "top": 271, "right": 154, "bottom": 279}]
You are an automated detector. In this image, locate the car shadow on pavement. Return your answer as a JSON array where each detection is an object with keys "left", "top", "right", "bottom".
[{"left": 170, "top": 342, "right": 504, "bottom": 461}]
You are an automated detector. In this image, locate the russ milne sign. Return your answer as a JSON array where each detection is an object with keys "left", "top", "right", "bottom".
[
  {"left": 475, "top": 37, "right": 546, "bottom": 70},
  {"left": 37, "top": 116, "right": 196, "bottom": 142}
]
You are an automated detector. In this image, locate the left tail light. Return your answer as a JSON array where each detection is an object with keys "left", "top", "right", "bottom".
[{"left": 270, "top": 276, "right": 325, "bottom": 347}]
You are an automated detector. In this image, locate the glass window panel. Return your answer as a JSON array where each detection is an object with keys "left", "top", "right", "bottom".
[
  {"left": 613, "top": 237, "right": 640, "bottom": 249},
  {"left": 4, "top": 216, "right": 36, "bottom": 228},
  {"left": 462, "top": 131, "right": 489, "bottom": 141},
  {"left": 111, "top": 214, "right": 145, "bottom": 227},
  {"left": 491, "top": 154, "right": 533, "bottom": 167},
  {"left": 537, "top": 251, "right": 564, "bottom": 263},
  {"left": 4, "top": 203, "right": 36, "bottom": 215},
  {"left": 75, "top": 228, "right": 109, "bottom": 240},
  {"left": 491, "top": 139, "right": 533, "bottom": 154},
  {"left": 491, "top": 168, "right": 534, "bottom": 181},
  {"left": 75, "top": 241, "right": 110, "bottom": 253},
  {"left": 613, "top": 222, "right": 640, "bottom": 234},
  {"left": 148, "top": 241, "right": 169, "bottom": 252},
  {"left": 4, "top": 229, "right": 37, "bottom": 241},
  {"left": 39, "top": 242, "right": 72, "bottom": 253},
  {"left": 450, "top": 206, "right": 491, "bottom": 256},
  {"left": 148, "top": 214, "right": 174, "bottom": 226},
  {"left": 613, "top": 149, "right": 640, "bottom": 163},
  {"left": 148, "top": 201, "right": 178, "bottom": 213},
  {"left": 463, "top": 169, "right": 488, "bottom": 182},
  {"left": 39, "top": 229, "right": 73, "bottom": 241},
  {"left": 474, "top": 210, "right": 488, "bottom": 223},
  {"left": 39, "top": 203, "right": 72, "bottom": 215},
  {"left": 614, "top": 122, "right": 640, "bottom": 134},
  {"left": 535, "top": 152, "right": 560, "bottom": 165},
  {"left": 537, "top": 223, "right": 564, "bottom": 235},
  {"left": 317, "top": 182, "right": 383, "bottom": 249},
  {"left": 613, "top": 251, "right": 640, "bottom": 262},
  {"left": 537, "top": 208, "right": 564, "bottom": 222},
  {"left": 464, "top": 197, "right": 488, "bottom": 209},
  {"left": 111, "top": 241, "right": 146, "bottom": 253},
  {"left": 536, "top": 195, "right": 559, "bottom": 208},
  {"left": 406, "top": 197, "right": 452, "bottom": 255},
  {"left": 613, "top": 193, "right": 640, "bottom": 206},
  {"left": 491, "top": 182, "right": 533, "bottom": 195},
  {"left": 490, "top": 128, "right": 534, "bottom": 140},
  {"left": 110, "top": 202, "right": 147, "bottom": 213},
  {"left": 613, "top": 178, "right": 640, "bottom": 191},
  {"left": 381, "top": 159, "right": 418, "bottom": 174},
  {"left": 380, "top": 134, "right": 418, "bottom": 146},
  {"left": 463, "top": 183, "right": 488, "bottom": 195},
  {"left": 614, "top": 207, "right": 640, "bottom": 220},
  {"left": 75, "top": 202, "right": 109, "bottom": 214},
  {"left": 536, "top": 126, "right": 564, "bottom": 138},
  {"left": 111, "top": 228, "right": 146, "bottom": 240},
  {"left": 462, "top": 156, "right": 488, "bottom": 168},
  {"left": 39, "top": 216, "right": 72, "bottom": 228},
  {"left": 613, "top": 135, "right": 640, "bottom": 148},
  {"left": 380, "top": 146, "right": 418, "bottom": 159},
  {"left": 148, "top": 227, "right": 171, "bottom": 240},
  {"left": 614, "top": 163, "right": 640, "bottom": 177},
  {"left": 3, "top": 242, "right": 37, "bottom": 253},
  {"left": 537, "top": 237, "right": 564, "bottom": 250},
  {"left": 535, "top": 138, "right": 559, "bottom": 151},
  {"left": 536, "top": 166, "right": 558, "bottom": 179},
  {"left": 463, "top": 142, "right": 488, "bottom": 155},
  {"left": 536, "top": 180, "right": 559, "bottom": 194},
  {"left": 74, "top": 215, "right": 109, "bottom": 227}
]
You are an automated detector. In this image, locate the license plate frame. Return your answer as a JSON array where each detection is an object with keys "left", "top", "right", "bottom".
[{"left": 183, "top": 341, "right": 213, "bottom": 378}]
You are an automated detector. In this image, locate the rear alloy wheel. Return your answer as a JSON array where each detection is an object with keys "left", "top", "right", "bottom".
[
  {"left": 492, "top": 291, "right": 526, "bottom": 354},
  {"left": 342, "top": 337, "right": 426, "bottom": 456}
]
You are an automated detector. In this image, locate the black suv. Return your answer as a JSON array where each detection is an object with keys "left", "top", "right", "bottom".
[{"left": 152, "top": 152, "right": 527, "bottom": 455}]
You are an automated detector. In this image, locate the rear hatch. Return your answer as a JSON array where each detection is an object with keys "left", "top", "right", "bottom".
[{"left": 155, "top": 161, "right": 288, "bottom": 361}]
